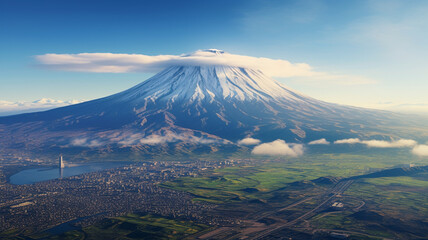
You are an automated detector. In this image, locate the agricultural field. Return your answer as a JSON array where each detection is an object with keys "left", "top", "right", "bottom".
[
  {"left": 347, "top": 174, "right": 428, "bottom": 219},
  {"left": 159, "top": 150, "right": 428, "bottom": 239},
  {"left": 24, "top": 214, "right": 209, "bottom": 240},
  {"left": 163, "top": 150, "right": 427, "bottom": 203},
  {"left": 309, "top": 172, "right": 428, "bottom": 239}
]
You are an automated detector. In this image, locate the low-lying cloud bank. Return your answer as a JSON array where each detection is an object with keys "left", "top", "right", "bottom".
[
  {"left": 0, "top": 98, "right": 82, "bottom": 116},
  {"left": 65, "top": 134, "right": 428, "bottom": 159},
  {"left": 308, "top": 138, "right": 330, "bottom": 145},
  {"left": 252, "top": 139, "right": 303, "bottom": 157},
  {"left": 70, "top": 132, "right": 221, "bottom": 148},
  {"left": 71, "top": 138, "right": 104, "bottom": 147},
  {"left": 332, "top": 137, "right": 428, "bottom": 157},
  {"left": 362, "top": 139, "right": 417, "bottom": 148},
  {"left": 237, "top": 137, "right": 261, "bottom": 145},
  {"left": 333, "top": 138, "right": 417, "bottom": 148},
  {"left": 334, "top": 138, "right": 361, "bottom": 144},
  {"left": 118, "top": 133, "right": 219, "bottom": 145},
  {"left": 36, "top": 49, "right": 372, "bottom": 84},
  {"left": 412, "top": 144, "right": 428, "bottom": 156}
]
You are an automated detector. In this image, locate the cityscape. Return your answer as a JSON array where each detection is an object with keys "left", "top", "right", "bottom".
[
  {"left": 1, "top": 0, "right": 428, "bottom": 239},
  {"left": 0, "top": 157, "right": 242, "bottom": 234}
]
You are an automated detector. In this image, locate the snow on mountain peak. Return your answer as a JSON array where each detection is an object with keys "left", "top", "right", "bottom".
[
  {"left": 198, "top": 49, "right": 225, "bottom": 55},
  {"left": 181, "top": 49, "right": 227, "bottom": 58},
  {"left": 113, "top": 65, "right": 308, "bottom": 104}
]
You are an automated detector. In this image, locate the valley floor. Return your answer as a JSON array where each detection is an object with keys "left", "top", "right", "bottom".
[{"left": 1, "top": 149, "right": 428, "bottom": 239}]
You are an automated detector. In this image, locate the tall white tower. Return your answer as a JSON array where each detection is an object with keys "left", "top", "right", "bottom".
[{"left": 59, "top": 154, "right": 65, "bottom": 169}]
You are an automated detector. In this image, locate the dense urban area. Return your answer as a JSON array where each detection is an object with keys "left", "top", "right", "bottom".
[
  {"left": 0, "top": 156, "right": 241, "bottom": 234},
  {"left": 1, "top": 153, "right": 428, "bottom": 240}
]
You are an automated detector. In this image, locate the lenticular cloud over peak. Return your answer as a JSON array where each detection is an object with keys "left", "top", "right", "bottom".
[{"left": 36, "top": 49, "right": 317, "bottom": 78}]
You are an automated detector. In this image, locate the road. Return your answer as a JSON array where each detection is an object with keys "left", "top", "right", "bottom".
[
  {"left": 199, "top": 179, "right": 355, "bottom": 240},
  {"left": 248, "top": 179, "right": 354, "bottom": 239}
]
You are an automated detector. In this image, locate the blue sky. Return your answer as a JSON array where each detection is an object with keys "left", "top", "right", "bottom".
[{"left": 1, "top": 0, "right": 428, "bottom": 114}]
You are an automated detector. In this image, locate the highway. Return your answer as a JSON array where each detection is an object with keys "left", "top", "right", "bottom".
[
  {"left": 248, "top": 179, "right": 354, "bottom": 239},
  {"left": 199, "top": 179, "right": 355, "bottom": 240},
  {"left": 194, "top": 164, "right": 428, "bottom": 239}
]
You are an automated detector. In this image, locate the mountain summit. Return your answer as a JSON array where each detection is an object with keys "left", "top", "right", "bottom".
[{"left": 0, "top": 51, "right": 421, "bottom": 156}]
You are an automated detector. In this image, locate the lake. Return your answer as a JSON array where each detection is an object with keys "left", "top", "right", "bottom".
[{"left": 9, "top": 162, "right": 130, "bottom": 185}]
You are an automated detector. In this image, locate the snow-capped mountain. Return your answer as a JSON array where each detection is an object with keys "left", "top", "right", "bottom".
[{"left": 0, "top": 50, "right": 421, "bottom": 156}]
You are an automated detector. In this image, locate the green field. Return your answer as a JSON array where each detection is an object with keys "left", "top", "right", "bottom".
[
  {"left": 347, "top": 175, "right": 428, "bottom": 219},
  {"left": 363, "top": 175, "right": 428, "bottom": 187},
  {"left": 78, "top": 214, "right": 208, "bottom": 240},
  {"left": 163, "top": 150, "right": 428, "bottom": 203},
  {"left": 5, "top": 214, "right": 208, "bottom": 240},
  {"left": 160, "top": 150, "right": 428, "bottom": 239},
  {"left": 309, "top": 172, "right": 428, "bottom": 239}
]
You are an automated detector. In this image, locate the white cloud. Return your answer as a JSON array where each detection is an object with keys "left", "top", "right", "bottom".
[
  {"left": 362, "top": 139, "right": 417, "bottom": 148},
  {"left": 334, "top": 138, "right": 417, "bottom": 148},
  {"left": 237, "top": 137, "right": 261, "bottom": 145},
  {"left": 334, "top": 138, "right": 362, "bottom": 144},
  {"left": 308, "top": 138, "right": 330, "bottom": 145},
  {"left": 35, "top": 49, "right": 372, "bottom": 84},
  {"left": 0, "top": 98, "right": 83, "bottom": 116},
  {"left": 138, "top": 134, "right": 178, "bottom": 145},
  {"left": 36, "top": 50, "right": 315, "bottom": 77},
  {"left": 116, "top": 133, "right": 144, "bottom": 145},
  {"left": 69, "top": 132, "right": 221, "bottom": 148},
  {"left": 251, "top": 139, "right": 304, "bottom": 157},
  {"left": 71, "top": 138, "right": 103, "bottom": 147},
  {"left": 118, "top": 132, "right": 219, "bottom": 146},
  {"left": 412, "top": 144, "right": 428, "bottom": 156}
]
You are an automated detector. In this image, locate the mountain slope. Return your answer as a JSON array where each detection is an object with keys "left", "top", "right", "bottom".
[{"left": 0, "top": 61, "right": 423, "bottom": 156}]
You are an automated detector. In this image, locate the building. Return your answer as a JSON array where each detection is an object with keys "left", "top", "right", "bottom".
[
  {"left": 332, "top": 202, "right": 344, "bottom": 208},
  {"left": 59, "top": 155, "right": 65, "bottom": 169}
]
